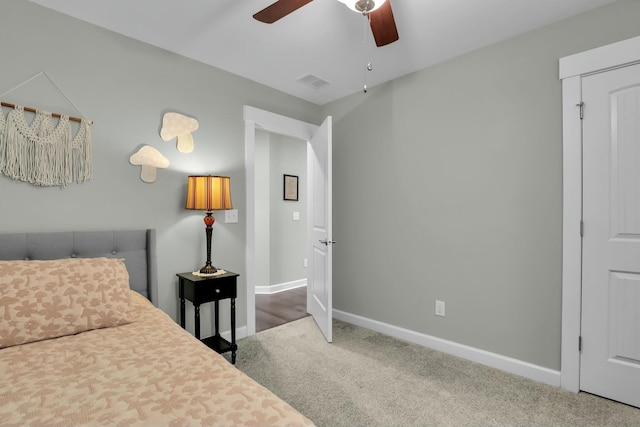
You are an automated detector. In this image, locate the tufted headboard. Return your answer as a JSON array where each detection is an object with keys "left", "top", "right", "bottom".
[{"left": 0, "top": 229, "right": 158, "bottom": 306}]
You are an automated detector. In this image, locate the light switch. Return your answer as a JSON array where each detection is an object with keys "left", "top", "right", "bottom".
[
  {"left": 225, "top": 209, "right": 238, "bottom": 223},
  {"left": 293, "top": 211, "right": 300, "bottom": 220}
]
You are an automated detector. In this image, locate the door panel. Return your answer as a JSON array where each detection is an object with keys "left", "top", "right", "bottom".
[
  {"left": 609, "top": 272, "right": 640, "bottom": 363},
  {"left": 581, "top": 63, "right": 640, "bottom": 408},
  {"left": 611, "top": 85, "right": 640, "bottom": 237},
  {"left": 307, "top": 116, "right": 332, "bottom": 342}
]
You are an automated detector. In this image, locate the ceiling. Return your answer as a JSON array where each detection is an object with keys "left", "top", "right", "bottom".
[{"left": 30, "top": 0, "right": 616, "bottom": 105}]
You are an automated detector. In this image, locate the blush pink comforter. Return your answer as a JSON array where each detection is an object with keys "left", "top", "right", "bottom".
[{"left": 0, "top": 292, "right": 314, "bottom": 427}]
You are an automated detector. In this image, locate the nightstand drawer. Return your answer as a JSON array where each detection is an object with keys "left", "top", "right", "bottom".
[
  {"left": 196, "top": 282, "right": 236, "bottom": 301},
  {"left": 182, "top": 276, "right": 237, "bottom": 303}
]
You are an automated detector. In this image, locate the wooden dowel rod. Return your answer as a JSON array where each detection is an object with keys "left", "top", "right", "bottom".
[{"left": 1, "top": 101, "right": 92, "bottom": 124}]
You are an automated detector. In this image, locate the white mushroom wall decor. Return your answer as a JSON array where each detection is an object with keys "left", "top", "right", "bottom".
[
  {"left": 160, "top": 112, "right": 199, "bottom": 153},
  {"left": 129, "top": 145, "right": 170, "bottom": 183}
]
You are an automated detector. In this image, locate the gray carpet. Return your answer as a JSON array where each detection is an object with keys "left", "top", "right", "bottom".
[{"left": 235, "top": 316, "right": 640, "bottom": 427}]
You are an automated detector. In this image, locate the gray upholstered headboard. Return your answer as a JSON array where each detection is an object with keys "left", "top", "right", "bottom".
[{"left": 0, "top": 229, "right": 158, "bottom": 306}]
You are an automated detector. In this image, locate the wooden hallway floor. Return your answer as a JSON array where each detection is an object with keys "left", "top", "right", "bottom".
[{"left": 256, "top": 286, "right": 309, "bottom": 333}]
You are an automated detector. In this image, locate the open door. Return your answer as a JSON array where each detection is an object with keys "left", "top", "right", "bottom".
[{"left": 307, "top": 116, "right": 332, "bottom": 342}]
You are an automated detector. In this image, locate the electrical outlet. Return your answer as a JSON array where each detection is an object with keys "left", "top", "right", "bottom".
[
  {"left": 225, "top": 209, "right": 238, "bottom": 223},
  {"left": 303, "top": 258, "right": 308, "bottom": 268},
  {"left": 435, "top": 300, "right": 445, "bottom": 317}
]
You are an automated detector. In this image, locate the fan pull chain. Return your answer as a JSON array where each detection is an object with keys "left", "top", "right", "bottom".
[
  {"left": 364, "top": 62, "right": 373, "bottom": 93},
  {"left": 363, "top": 11, "right": 373, "bottom": 93}
]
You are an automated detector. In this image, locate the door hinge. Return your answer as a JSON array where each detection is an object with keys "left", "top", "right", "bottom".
[
  {"left": 580, "top": 220, "right": 584, "bottom": 237},
  {"left": 579, "top": 336, "right": 582, "bottom": 352},
  {"left": 577, "top": 102, "right": 584, "bottom": 120}
]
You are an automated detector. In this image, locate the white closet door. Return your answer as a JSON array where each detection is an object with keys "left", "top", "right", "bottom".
[{"left": 581, "top": 63, "right": 640, "bottom": 408}]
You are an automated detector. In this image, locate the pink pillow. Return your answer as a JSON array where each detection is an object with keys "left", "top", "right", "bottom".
[{"left": 0, "top": 257, "right": 133, "bottom": 348}]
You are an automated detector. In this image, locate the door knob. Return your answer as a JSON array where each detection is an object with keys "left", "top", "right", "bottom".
[{"left": 319, "top": 239, "right": 336, "bottom": 245}]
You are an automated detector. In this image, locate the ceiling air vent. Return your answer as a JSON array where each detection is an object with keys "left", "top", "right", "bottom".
[{"left": 297, "top": 74, "right": 331, "bottom": 89}]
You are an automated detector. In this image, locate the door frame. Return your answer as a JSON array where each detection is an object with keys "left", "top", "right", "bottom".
[
  {"left": 560, "top": 35, "right": 640, "bottom": 393},
  {"left": 244, "top": 106, "right": 318, "bottom": 336}
]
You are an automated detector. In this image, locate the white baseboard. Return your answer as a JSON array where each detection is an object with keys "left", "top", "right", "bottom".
[
  {"left": 222, "top": 325, "right": 247, "bottom": 341},
  {"left": 255, "top": 279, "right": 307, "bottom": 295},
  {"left": 333, "top": 309, "right": 561, "bottom": 388}
]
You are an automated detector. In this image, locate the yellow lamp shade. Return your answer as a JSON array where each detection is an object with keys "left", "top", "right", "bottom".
[{"left": 185, "top": 175, "right": 233, "bottom": 211}]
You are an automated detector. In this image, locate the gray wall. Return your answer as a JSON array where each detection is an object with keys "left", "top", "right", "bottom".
[
  {"left": 269, "top": 134, "right": 307, "bottom": 285},
  {"left": 323, "top": 0, "right": 640, "bottom": 370},
  {"left": 0, "top": 1, "right": 321, "bottom": 337},
  {"left": 255, "top": 130, "right": 271, "bottom": 288},
  {"left": 255, "top": 131, "right": 307, "bottom": 289}
]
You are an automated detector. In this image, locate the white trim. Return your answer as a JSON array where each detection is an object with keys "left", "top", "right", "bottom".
[
  {"left": 244, "top": 117, "right": 256, "bottom": 337},
  {"left": 559, "top": 35, "right": 640, "bottom": 79},
  {"left": 244, "top": 105, "right": 318, "bottom": 337},
  {"left": 560, "top": 35, "right": 640, "bottom": 393},
  {"left": 221, "top": 325, "right": 247, "bottom": 342},
  {"left": 255, "top": 280, "right": 307, "bottom": 295},
  {"left": 334, "top": 309, "right": 561, "bottom": 387},
  {"left": 244, "top": 106, "right": 318, "bottom": 140},
  {"left": 561, "top": 76, "right": 583, "bottom": 393}
]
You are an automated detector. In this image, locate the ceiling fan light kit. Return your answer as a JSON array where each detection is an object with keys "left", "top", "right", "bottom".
[{"left": 337, "top": 0, "right": 387, "bottom": 14}]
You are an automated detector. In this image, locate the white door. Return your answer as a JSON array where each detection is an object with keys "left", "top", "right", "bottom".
[
  {"left": 307, "top": 116, "right": 332, "bottom": 342},
  {"left": 581, "top": 63, "right": 640, "bottom": 408}
]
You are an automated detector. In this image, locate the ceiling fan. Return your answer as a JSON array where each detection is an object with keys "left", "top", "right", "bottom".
[{"left": 253, "top": 0, "right": 399, "bottom": 47}]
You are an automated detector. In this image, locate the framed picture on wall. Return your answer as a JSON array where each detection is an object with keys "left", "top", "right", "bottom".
[{"left": 283, "top": 174, "right": 298, "bottom": 201}]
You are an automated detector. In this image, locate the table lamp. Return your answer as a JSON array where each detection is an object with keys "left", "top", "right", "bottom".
[{"left": 185, "top": 175, "right": 233, "bottom": 275}]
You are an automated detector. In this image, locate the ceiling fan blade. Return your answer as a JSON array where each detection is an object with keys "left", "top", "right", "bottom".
[
  {"left": 253, "top": 0, "right": 314, "bottom": 24},
  {"left": 368, "top": 1, "right": 399, "bottom": 47}
]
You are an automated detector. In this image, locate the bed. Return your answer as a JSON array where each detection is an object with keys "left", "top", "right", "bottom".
[{"left": 0, "top": 229, "right": 314, "bottom": 427}]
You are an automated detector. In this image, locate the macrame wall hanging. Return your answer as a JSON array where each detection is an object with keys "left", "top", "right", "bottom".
[{"left": 0, "top": 72, "right": 93, "bottom": 187}]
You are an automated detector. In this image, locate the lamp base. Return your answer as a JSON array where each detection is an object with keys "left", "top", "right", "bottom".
[
  {"left": 199, "top": 263, "right": 218, "bottom": 275},
  {"left": 199, "top": 211, "right": 217, "bottom": 275}
]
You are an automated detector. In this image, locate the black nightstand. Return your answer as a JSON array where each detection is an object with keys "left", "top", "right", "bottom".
[{"left": 177, "top": 271, "right": 240, "bottom": 364}]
